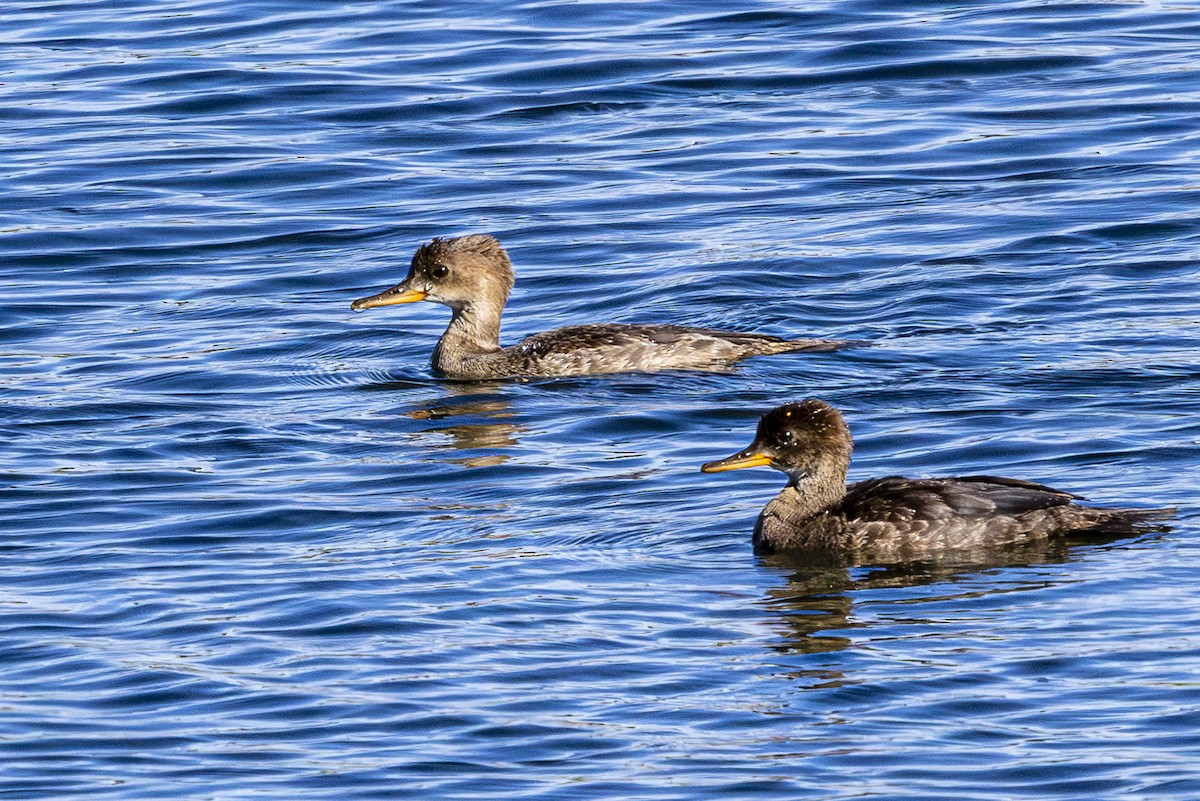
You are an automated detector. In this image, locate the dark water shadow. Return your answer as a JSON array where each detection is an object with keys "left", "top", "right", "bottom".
[
  {"left": 758, "top": 529, "right": 1169, "bottom": 661},
  {"left": 404, "top": 387, "right": 526, "bottom": 469}
]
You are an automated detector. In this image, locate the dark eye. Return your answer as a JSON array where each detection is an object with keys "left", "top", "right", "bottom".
[{"left": 430, "top": 264, "right": 449, "bottom": 279}]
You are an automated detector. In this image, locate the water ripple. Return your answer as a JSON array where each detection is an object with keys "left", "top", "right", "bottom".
[{"left": 3, "top": 0, "right": 1200, "bottom": 799}]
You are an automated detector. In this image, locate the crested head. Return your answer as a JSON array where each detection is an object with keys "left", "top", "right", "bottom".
[
  {"left": 413, "top": 234, "right": 511, "bottom": 280},
  {"left": 754, "top": 399, "right": 853, "bottom": 479},
  {"left": 350, "top": 233, "right": 515, "bottom": 315},
  {"left": 702, "top": 398, "right": 853, "bottom": 487},
  {"left": 408, "top": 234, "right": 515, "bottom": 311}
]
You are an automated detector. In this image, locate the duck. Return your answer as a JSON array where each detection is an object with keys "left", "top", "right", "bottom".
[
  {"left": 701, "top": 399, "right": 1170, "bottom": 560},
  {"left": 350, "top": 234, "right": 856, "bottom": 380}
]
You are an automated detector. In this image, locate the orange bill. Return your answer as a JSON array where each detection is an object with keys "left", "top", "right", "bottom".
[
  {"left": 701, "top": 450, "right": 773, "bottom": 473},
  {"left": 351, "top": 286, "right": 427, "bottom": 311}
]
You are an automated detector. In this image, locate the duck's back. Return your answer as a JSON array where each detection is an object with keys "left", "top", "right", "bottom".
[
  {"left": 756, "top": 475, "right": 1153, "bottom": 559},
  {"left": 502, "top": 323, "right": 843, "bottom": 377}
]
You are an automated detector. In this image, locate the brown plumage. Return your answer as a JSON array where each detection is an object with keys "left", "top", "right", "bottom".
[
  {"left": 702, "top": 399, "right": 1171, "bottom": 561},
  {"left": 350, "top": 234, "right": 856, "bottom": 380}
]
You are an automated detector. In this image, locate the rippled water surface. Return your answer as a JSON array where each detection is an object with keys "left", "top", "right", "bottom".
[{"left": 4, "top": 1, "right": 1200, "bottom": 798}]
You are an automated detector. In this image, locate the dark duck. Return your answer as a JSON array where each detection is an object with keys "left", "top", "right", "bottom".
[
  {"left": 702, "top": 399, "right": 1170, "bottom": 560},
  {"left": 350, "top": 234, "right": 855, "bottom": 380}
]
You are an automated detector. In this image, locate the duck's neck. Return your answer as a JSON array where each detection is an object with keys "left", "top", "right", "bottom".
[
  {"left": 768, "top": 478, "right": 843, "bottom": 523},
  {"left": 432, "top": 302, "right": 506, "bottom": 378},
  {"left": 755, "top": 465, "right": 849, "bottom": 550}
]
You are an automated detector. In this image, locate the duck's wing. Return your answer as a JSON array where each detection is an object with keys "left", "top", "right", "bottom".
[
  {"left": 510, "top": 323, "right": 845, "bottom": 375},
  {"left": 825, "top": 476, "right": 1164, "bottom": 558},
  {"left": 514, "top": 323, "right": 684, "bottom": 352},
  {"left": 505, "top": 324, "right": 755, "bottom": 374},
  {"left": 839, "top": 475, "right": 1077, "bottom": 523},
  {"left": 506, "top": 324, "right": 687, "bottom": 375},
  {"left": 619, "top": 324, "right": 851, "bottom": 354}
]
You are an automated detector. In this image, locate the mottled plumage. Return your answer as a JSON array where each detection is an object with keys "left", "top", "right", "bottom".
[
  {"left": 350, "top": 234, "right": 853, "bottom": 380},
  {"left": 703, "top": 399, "right": 1170, "bottom": 561}
]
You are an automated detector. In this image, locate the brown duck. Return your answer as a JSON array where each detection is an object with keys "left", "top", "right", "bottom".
[
  {"left": 702, "top": 399, "right": 1170, "bottom": 559},
  {"left": 350, "top": 234, "right": 855, "bottom": 380}
]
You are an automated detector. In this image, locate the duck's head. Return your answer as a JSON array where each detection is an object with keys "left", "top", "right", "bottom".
[
  {"left": 351, "top": 234, "right": 514, "bottom": 314},
  {"left": 701, "top": 399, "right": 853, "bottom": 486}
]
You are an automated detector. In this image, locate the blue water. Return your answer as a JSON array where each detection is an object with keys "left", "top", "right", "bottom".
[{"left": 4, "top": 1, "right": 1200, "bottom": 798}]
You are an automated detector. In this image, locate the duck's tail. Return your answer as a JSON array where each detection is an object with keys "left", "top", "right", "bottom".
[
  {"left": 768, "top": 336, "right": 870, "bottom": 354},
  {"left": 1079, "top": 505, "right": 1176, "bottom": 536}
]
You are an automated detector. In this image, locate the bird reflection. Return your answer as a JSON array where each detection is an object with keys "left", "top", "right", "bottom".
[
  {"left": 408, "top": 391, "right": 524, "bottom": 468},
  {"left": 757, "top": 531, "right": 1157, "bottom": 674}
]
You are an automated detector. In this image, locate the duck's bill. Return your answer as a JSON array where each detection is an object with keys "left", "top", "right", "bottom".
[
  {"left": 351, "top": 286, "right": 427, "bottom": 311},
  {"left": 701, "top": 449, "right": 773, "bottom": 473}
]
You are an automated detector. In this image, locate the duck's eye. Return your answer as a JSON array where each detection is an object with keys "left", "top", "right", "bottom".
[{"left": 430, "top": 264, "right": 449, "bottom": 279}]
